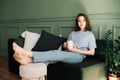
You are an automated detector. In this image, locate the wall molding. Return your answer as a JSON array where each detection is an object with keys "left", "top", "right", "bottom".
[
  {"left": 58, "top": 26, "right": 74, "bottom": 37},
  {"left": 0, "top": 26, "right": 21, "bottom": 51},
  {"left": 89, "top": 12, "right": 120, "bottom": 20},
  {"left": 0, "top": 12, "right": 120, "bottom": 24},
  {"left": 24, "top": 26, "right": 53, "bottom": 34}
]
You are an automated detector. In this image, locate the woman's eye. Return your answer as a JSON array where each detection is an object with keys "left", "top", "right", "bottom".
[
  {"left": 78, "top": 20, "right": 81, "bottom": 22},
  {"left": 83, "top": 19, "right": 86, "bottom": 22}
]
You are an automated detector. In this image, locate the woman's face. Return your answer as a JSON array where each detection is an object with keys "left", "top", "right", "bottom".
[{"left": 78, "top": 16, "right": 86, "bottom": 30}]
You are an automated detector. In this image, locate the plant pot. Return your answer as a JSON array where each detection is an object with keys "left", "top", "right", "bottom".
[{"left": 109, "top": 74, "right": 120, "bottom": 80}]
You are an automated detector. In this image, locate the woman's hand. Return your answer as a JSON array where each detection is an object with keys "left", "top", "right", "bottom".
[
  {"left": 63, "top": 42, "right": 79, "bottom": 53},
  {"left": 67, "top": 44, "right": 78, "bottom": 53},
  {"left": 63, "top": 42, "right": 67, "bottom": 49}
]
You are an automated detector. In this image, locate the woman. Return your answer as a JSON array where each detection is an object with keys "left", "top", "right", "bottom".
[{"left": 13, "top": 13, "right": 96, "bottom": 65}]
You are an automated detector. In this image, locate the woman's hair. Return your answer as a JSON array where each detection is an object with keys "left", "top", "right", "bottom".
[{"left": 75, "top": 13, "right": 91, "bottom": 31}]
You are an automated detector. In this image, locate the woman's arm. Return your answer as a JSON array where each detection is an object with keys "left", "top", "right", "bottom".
[
  {"left": 63, "top": 40, "right": 95, "bottom": 56},
  {"left": 67, "top": 45, "right": 95, "bottom": 56}
]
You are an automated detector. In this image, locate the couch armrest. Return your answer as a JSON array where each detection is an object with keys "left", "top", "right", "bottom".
[
  {"left": 81, "top": 63, "right": 106, "bottom": 80},
  {"left": 8, "top": 37, "right": 24, "bottom": 74},
  {"left": 8, "top": 38, "right": 20, "bottom": 74}
]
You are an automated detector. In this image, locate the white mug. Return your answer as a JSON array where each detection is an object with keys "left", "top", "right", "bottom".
[{"left": 67, "top": 40, "right": 73, "bottom": 49}]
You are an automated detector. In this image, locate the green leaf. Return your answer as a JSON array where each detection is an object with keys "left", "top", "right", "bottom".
[{"left": 115, "top": 40, "right": 120, "bottom": 44}]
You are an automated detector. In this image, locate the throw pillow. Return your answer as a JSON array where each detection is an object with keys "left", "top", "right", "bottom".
[
  {"left": 32, "top": 30, "right": 66, "bottom": 51},
  {"left": 21, "top": 31, "right": 40, "bottom": 51},
  {"left": 15, "top": 36, "right": 25, "bottom": 47}
]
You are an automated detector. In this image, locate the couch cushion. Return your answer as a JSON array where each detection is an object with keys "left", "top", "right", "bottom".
[
  {"left": 8, "top": 37, "right": 24, "bottom": 75},
  {"left": 32, "top": 30, "right": 66, "bottom": 51}
]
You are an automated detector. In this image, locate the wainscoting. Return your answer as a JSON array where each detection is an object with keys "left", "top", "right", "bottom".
[{"left": 0, "top": 13, "right": 120, "bottom": 57}]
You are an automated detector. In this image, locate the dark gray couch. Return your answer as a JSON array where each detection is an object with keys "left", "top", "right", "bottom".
[{"left": 8, "top": 36, "right": 107, "bottom": 80}]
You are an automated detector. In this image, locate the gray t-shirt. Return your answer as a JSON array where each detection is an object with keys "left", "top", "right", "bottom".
[{"left": 67, "top": 30, "right": 96, "bottom": 51}]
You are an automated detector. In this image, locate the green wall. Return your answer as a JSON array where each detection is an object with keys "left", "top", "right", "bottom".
[
  {"left": 0, "top": 0, "right": 120, "bottom": 20},
  {"left": 0, "top": 0, "right": 120, "bottom": 57},
  {"left": 0, "top": 0, "right": 85, "bottom": 20}
]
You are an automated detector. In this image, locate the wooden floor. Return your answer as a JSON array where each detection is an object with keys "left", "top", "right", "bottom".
[{"left": 0, "top": 56, "right": 21, "bottom": 80}]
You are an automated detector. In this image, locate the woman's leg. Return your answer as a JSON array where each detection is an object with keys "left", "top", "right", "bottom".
[
  {"left": 32, "top": 50, "right": 84, "bottom": 63},
  {"left": 13, "top": 42, "right": 84, "bottom": 65}
]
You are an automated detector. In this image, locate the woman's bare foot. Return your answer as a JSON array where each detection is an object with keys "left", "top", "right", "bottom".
[
  {"left": 12, "top": 42, "right": 33, "bottom": 65},
  {"left": 13, "top": 53, "right": 32, "bottom": 65},
  {"left": 12, "top": 42, "right": 33, "bottom": 57}
]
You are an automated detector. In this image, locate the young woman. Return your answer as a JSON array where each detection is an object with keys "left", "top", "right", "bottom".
[{"left": 13, "top": 13, "right": 96, "bottom": 65}]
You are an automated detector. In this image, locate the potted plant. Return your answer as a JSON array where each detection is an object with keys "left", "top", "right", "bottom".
[{"left": 103, "top": 30, "right": 120, "bottom": 80}]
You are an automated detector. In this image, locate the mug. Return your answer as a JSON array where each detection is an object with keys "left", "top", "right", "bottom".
[{"left": 67, "top": 40, "right": 73, "bottom": 49}]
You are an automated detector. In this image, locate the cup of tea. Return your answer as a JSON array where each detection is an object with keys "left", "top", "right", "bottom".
[{"left": 67, "top": 40, "right": 73, "bottom": 49}]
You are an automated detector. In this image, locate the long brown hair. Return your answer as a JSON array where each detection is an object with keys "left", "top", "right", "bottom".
[{"left": 75, "top": 13, "right": 91, "bottom": 31}]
